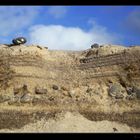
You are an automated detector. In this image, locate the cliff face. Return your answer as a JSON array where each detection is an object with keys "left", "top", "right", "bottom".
[{"left": 0, "top": 44, "right": 140, "bottom": 132}]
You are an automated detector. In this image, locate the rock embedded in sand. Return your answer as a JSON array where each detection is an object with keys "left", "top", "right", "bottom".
[
  {"left": 52, "top": 85, "right": 59, "bottom": 90},
  {"left": 35, "top": 87, "right": 48, "bottom": 94},
  {"left": 20, "top": 94, "right": 33, "bottom": 103},
  {"left": 0, "top": 95, "right": 10, "bottom": 103},
  {"left": 108, "top": 83, "right": 126, "bottom": 99}
]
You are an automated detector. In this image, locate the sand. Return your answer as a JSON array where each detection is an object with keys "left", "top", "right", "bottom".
[
  {"left": 0, "top": 44, "right": 140, "bottom": 133},
  {"left": 0, "top": 111, "right": 139, "bottom": 133}
]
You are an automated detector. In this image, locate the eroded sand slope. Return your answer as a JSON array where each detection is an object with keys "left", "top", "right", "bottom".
[{"left": 0, "top": 44, "right": 139, "bottom": 132}]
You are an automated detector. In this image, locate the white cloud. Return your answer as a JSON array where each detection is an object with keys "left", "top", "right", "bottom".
[
  {"left": 0, "top": 6, "right": 40, "bottom": 36},
  {"left": 48, "top": 6, "right": 67, "bottom": 19},
  {"left": 28, "top": 22, "right": 119, "bottom": 50}
]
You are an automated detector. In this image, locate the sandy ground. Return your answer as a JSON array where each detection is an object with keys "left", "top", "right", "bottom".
[{"left": 0, "top": 111, "right": 139, "bottom": 133}]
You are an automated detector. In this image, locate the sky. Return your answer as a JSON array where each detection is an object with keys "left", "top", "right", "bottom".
[{"left": 0, "top": 6, "right": 140, "bottom": 50}]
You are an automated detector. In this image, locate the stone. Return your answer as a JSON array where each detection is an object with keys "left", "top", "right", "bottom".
[
  {"left": 68, "top": 90, "right": 75, "bottom": 98},
  {"left": 12, "top": 37, "right": 27, "bottom": 45},
  {"left": 36, "top": 45, "right": 43, "bottom": 50},
  {"left": 126, "top": 87, "right": 133, "bottom": 95},
  {"left": 108, "top": 83, "right": 124, "bottom": 99},
  {"left": 52, "top": 85, "right": 59, "bottom": 90},
  {"left": 91, "top": 43, "right": 100, "bottom": 49},
  {"left": 20, "top": 94, "right": 33, "bottom": 103},
  {"left": 35, "top": 87, "right": 48, "bottom": 94},
  {"left": 0, "top": 95, "right": 10, "bottom": 103},
  {"left": 109, "top": 84, "right": 121, "bottom": 94}
]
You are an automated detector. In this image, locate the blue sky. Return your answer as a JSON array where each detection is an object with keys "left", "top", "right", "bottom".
[{"left": 0, "top": 6, "right": 140, "bottom": 50}]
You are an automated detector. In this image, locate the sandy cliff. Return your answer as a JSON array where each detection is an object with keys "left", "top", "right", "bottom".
[{"left": 0, "top": 44, "right": 140, "bottom": 132}]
